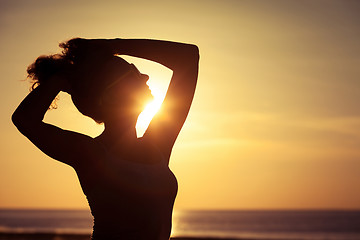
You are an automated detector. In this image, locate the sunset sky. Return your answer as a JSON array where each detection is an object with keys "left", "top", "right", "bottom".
[{"left": 1, "top": 0, "right": 360, "bottom": 210}]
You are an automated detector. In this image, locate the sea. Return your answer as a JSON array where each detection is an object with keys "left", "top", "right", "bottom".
[{"left": 0, "top": 209, "right": 360, "bottom": 240}]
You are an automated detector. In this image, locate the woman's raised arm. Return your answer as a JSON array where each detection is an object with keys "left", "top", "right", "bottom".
[
  {"left": 104, "top": 39, "right": 199, "bottom": 162},
  {"left": 12, "top": 77, "right": 99, "bottom": 168}
]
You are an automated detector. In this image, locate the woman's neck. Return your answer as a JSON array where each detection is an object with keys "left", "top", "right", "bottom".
[{"left": 98, "top": 114, "right": 138, "bottom": 149}]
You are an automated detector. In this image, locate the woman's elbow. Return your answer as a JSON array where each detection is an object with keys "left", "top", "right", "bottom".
[
  {"left": 12, "top": 111, "right": 22, "bottom": 128},
  {"left": 176, "top": 44, "right": 199, "bottom": 71},
  {"left": 12, "top": 111, "right": 34, "bottom": 133},
  {"left": 188, "top": 44, "right": 200, "bottom": 63}
]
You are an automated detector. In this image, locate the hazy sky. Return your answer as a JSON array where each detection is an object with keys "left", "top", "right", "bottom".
[{"left": 1, "top": 0, "right": 360, "bottom": 210}]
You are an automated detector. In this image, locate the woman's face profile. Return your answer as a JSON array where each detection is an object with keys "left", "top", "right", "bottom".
[
  {"left": 70, "top": 56, "right": 153, "bottom": 123},
  {"left": 96, "top": 58, "right": 153, "bottom": 112}
]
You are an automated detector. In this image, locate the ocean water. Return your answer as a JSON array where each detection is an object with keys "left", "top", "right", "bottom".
[{"left": 0, "top": 209, "right": 360, "bottom": 240}]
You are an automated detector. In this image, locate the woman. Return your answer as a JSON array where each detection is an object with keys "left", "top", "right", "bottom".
[{"left": 12, "top": 38, "right": 199, "bottom": 240}]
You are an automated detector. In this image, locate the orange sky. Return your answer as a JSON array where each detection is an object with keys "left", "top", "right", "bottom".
[{"left": 1, "top": 0, "right": 360, "bottom": 210}]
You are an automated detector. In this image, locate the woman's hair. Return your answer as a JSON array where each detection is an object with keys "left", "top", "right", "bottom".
[
  {"left": 27, "top": 38, "right": 105, "bottom": 88},
  {"left": 26, "top": 38, "right": 123, "bottom": 123},
  {"left": 27, "top": 54, "right": 71, "bottom": 91}
]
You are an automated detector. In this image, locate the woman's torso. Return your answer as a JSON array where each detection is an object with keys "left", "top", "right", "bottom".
[{"left": 75, "top": 138, "right": 178, "bottom": 240}]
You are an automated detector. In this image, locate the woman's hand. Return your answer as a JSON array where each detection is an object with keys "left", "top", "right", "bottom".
[
  {"left": 64, "top": 38, "right": 113, "bottom": 59},
  {"left": 49, "top": 74, "right": 72, "bottom": 94}
]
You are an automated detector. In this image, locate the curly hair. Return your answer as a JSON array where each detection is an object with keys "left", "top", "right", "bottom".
[
  {"left": 26, "top": 38, "right": 116, "bottom": 122},
  {"left": 26, "top": 38, "right": 94, "bottom": 90},
  {"left": 26, "top": 54, "right": 70, "bottom": 109}
]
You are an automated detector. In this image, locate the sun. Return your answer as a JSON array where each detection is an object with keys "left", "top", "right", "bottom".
[
  {"left": 135, "top": 87, "right": 164, "bottom": 137},
  {"left": 136, "top": 97, "right": 163, "bottom": 137},
  {"left": 120, "top": 56, "right": 172, "bottom": 137}
]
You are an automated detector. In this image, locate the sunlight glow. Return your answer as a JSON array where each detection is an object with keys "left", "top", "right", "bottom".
[
  {"left": 136, "top": 97, "right": 163, "bottom": 137},
  {"left": 136, "top": 75, "right": 166, "bottom": 137},
  {"left": 120, "top": 56, "right": 172, "bottom": 138}
]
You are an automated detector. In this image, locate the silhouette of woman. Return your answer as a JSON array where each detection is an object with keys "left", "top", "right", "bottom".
[{"left": 12, "top": 38, "right": 199, "bottom": 240}]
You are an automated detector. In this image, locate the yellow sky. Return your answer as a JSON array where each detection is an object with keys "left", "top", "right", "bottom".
[{"left": 1, "top": 0, "right": 360, "bottom": 210}]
